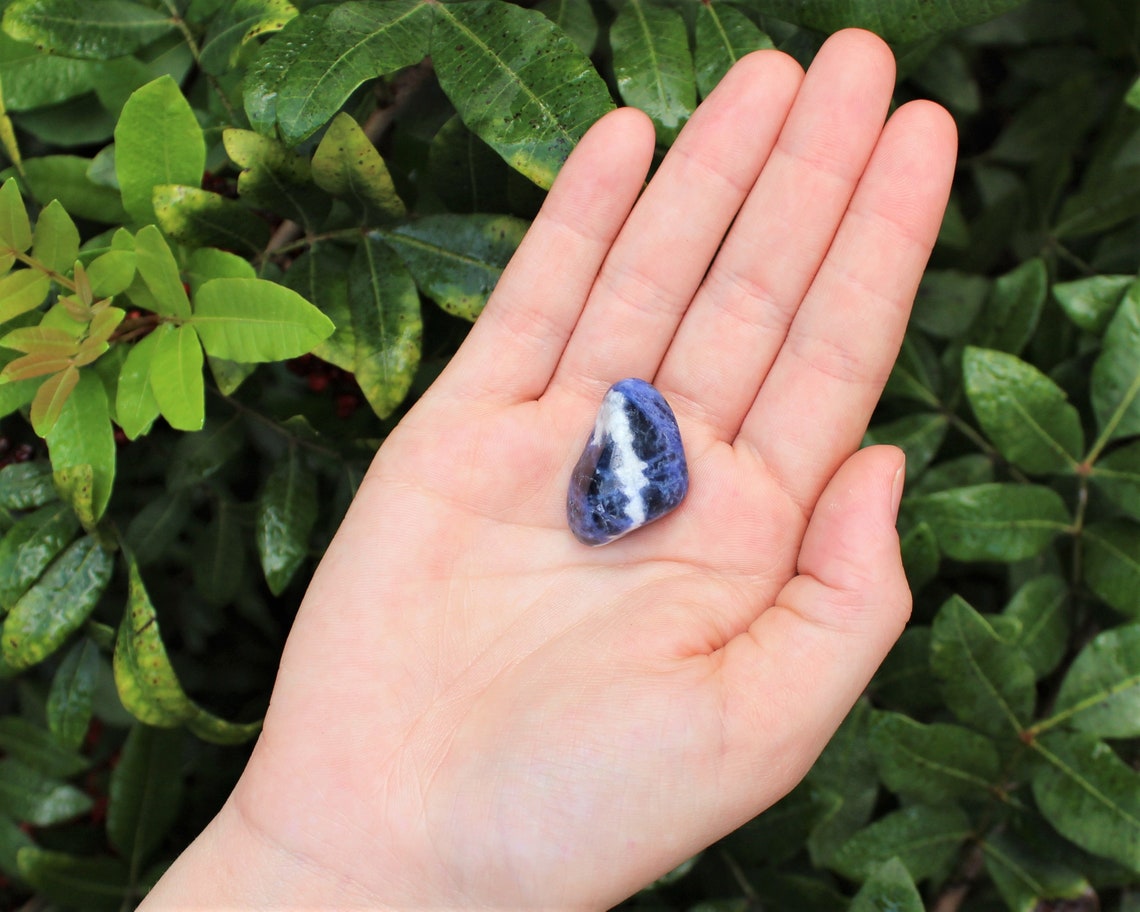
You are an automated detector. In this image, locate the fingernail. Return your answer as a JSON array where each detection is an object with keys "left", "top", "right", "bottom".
[{"left": 890, "top": 456, "right": 906, "bottom": 521}]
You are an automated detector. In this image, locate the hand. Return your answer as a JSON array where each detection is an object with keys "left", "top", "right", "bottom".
[{"left": 142, "top": 28, "right": 956, "bottom": 911}]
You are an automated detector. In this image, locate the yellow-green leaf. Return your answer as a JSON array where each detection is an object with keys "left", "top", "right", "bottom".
[
  {"left": 30, "top": 363, "right": 79, "bottom": 436},
  {"left": 149, "top": 323, "right": 204, "bottom": 432},
  {"left": 31, "top": 200, "right": 79, "bottom": 275}
]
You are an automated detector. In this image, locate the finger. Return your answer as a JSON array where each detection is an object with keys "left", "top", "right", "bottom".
[
  {"left": 436, "top": 107, "right": 656, "bottom": 404},
  {"left": 549, "top": 49, "right": 804, "bottom": 401},
  {"left": 714, "top": 446, "right": 910, "bottom": 809},
  {"left": 741, "top": 99, "right": 957, "bottom": 508},
  {"left": 655, "top": 29, "right": 896, "bottom": 439}
]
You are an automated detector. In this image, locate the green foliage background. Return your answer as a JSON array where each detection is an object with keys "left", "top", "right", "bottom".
[{"left": 0, "top": 0, "right": 1138, "bottom": 908}]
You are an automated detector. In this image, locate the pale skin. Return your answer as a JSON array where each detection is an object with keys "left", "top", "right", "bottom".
[{"left": 141, "top": 29, "right": 957, "bottom": 911}]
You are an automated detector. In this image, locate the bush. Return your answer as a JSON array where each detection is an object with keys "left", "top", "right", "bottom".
[{"left": 0, "top": 0, "right": 1138, "bottom": 909}]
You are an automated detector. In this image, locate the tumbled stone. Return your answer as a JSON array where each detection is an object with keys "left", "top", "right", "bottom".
[{"left": 566, "top": 378, "right": 689, "bottom": 546}]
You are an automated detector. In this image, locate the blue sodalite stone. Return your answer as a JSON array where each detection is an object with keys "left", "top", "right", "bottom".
[{"left": 567, "top": 378, "right": 689, "bottom": 546}]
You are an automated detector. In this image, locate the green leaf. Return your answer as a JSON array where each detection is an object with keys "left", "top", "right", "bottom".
[
  {"left": 16, "top": 847, "right": 128, "bottom": 912},
  {"left": 193, "top": 499, "right": 243, "bottom": 606},
  {"left": 19, "top": 155, "right": 129, "bottom": 223},
  {"left": 348, "top": 236, "right": 422, "bottom": 419},
  {"left": 981, "top": 831, "right": 1092, "bottom": 912},
  {"left": 534, "top": 0, "right": 598, "bottom": 55},
  {"left": 198, "top": 0, "right": 297, "bottom": 75},
  {"left": 124, "top": 490, "right": 189, "bottom": 567},
  {"left": 282, "top": 243, "right": 353, "bottom": 370},
  {"left": 848, "top": 858, "right": 924, "bottom": 912},
  {"left": 165, "top": 417, "right": 243, "bottom": 491},
  {"left": 869, "top": 711, "right": 1001, "bottom": 804},
  {"left": 30, "top": 199, "right": 78, "bottom": 274},
  {"left": 1053, "top": 275, "right": 1132, "bottom": 334},
  {"left": 47, "top": 637, "right": 99, "bottom": 750},
  {"left": 962, "top": 346, "right": 1083, "bottom": 474},
  {"left": 113, "top": 558, "right": 195, "bottom": 726},
  {"left": 30, "top": 363, "right": 79, "bottom": 437},
  {"left": 1083, "top": 520, "right": 1140, "bottom": 618},
  {"left": 243, "top": 0, "right": 431, "bottom": 144},
  {"left": 970, "top": 257, "right": 1047, "bottom": 355},
  {"left": 185, "top": 709, "right": 261, "bottom": 746},
  {"left": 3, "top": 0, "right": 177, "bottom": 59},
  {"left": 153, "top": 184, "right": 271, "bottom": 256},
  {"left": 0, "top": 460, "right": 56, "bottom": 509},
  {"left": 1031, "top": 732, "right": 1140, "bottom": 873},
  {"left": 1002, "top": 574, "right": 1070, "bottom": 680},
  {"left": 743, "top": 0, "right": 1029, "bottom": 43},
  {"left": 380, "top": 214, "right": 527, "bottom": 321},
  {"left": 694, "top": 2, "right": 772, "bottom": 99},
  {"left": 0, "top": 500, "right": 77, "bottom": 608},
  {"left": 0, "top": 758, "right": 91, "bottom": 825},
  {"left": 908, "top": 483, "right": 1071, "bottom": 562},
  {"left": 0, "top": 813, "right": 34, "bottom": 883},
  {"left": 185, "top": 247, "right": 256, "bottom": 294},
  {"left": 133, "top": 225, "right": 190, "bottom": 318},
  {"left": 221, "top": 128, "right": 328, "bottom": 227},
  {"left": 0, "top": 269, "right": 50, "bottom": 322},
  {"left": 148, "top": 323, "right": 204, "bottom": 432},
  {"left": 930, "top": 595, "right": 1037, "bottom": 738},
  {"left": 0, "top": 33, "right": 103, "bottom": 111},
  {"left": 1091, "top": 294, "right": 1140, "bottom": 445},
  {"left": 256, "top": 448, "right": 317, "bottom": 595},
  {"left": 2, "top": 534, "right": 113, "bottom": 669},
  {"left": 863, "top": 413, "right": 947, "bottom": 481},
  {"left": 722, "top": 784, "right": 825, "bottom": 868},
  {"left": 426, "top": 115, "right": 513, "bottom": 216},
  {"left": 0, "top": 716, "right": 87, "bottom": 777},
  {"left": 189, "top": 277, "right": 334, "bottom": 361},
  {"left": 115, "top": 326, "right": 162, "bottom": 439},
  {"left": 1048, "top": 623, "right": 1140, "bottom": 739},
  {"left": 831, "top": 804, "right": 972, "bottom": 884},
  {"left": 431, "top": 0, "right": 614, "bottom": 190},
  {"left": 872, "top": 627, "right": 941, "bottom": 715},
  {"left": 900, "top": 521, "right": 939, "bottom": 592},
  {"left": 45, "top": 370, "right": 115, "bottom": 523},
  {"left": 311, "top": 113, "right": 406, "bottom": 223},
  {"left": 1092, "top": 440, "right": 1140, "bottom": 522},
  {"left": 113, "top": 75, "right": 205, "bottom": 221},
  {"left": 611, "top": 0, "right": 695, "bottom": 145},
  {"left": 107, "top": 724, "right": 183, "bottom": 867},
  {"left": 0, "top": 177, "right": 30, "bottom": 251}
]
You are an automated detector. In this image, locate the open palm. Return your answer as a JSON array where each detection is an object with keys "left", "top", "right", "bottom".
[{"left": 143, "top": 29, "right": 956, "bottom": 912}]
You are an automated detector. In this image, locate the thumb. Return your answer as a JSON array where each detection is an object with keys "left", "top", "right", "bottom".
[{"left": 717, "top": 445, "right": 911, "bottom": 794}]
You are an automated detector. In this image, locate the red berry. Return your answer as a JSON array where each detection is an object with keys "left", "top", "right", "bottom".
[{"left": 308, "top": 373, "right": 330, "bottom": 393}]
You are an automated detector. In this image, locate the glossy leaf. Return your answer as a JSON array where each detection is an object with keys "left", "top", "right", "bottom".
[
  {"left": 534, "top": 0, "right": 598, "bottom": 55},
  {"left": 198, "top": 0, "right": 297, "bottom": 75},
  {"left": 1091, "top": 294, "right": 1140, "bottom": 445},
  {"left": 282, "top": 243, "right": 354, "bottom": 371},
  {"left": 982, "top": 831, "right": 1093, "bottom": 912},
  {"left": 0, "top": 715, "right": 87, "bottom": 777},
  {"left": 970, "top": 257, "right": 1047, "bottom": 355},
  {"left": 87, "top": 250, "right": 136, "bottom": 298},
  {"left": 695, "top": 2, "right": 772, "bottom": 99},
  {"left": 0, "top": 460, "right": 56, "bottom": 509},
  {"left": 114, "top": 76, "right": 205, "bottom": 225},
  {"left": 20, "top": 154, "right": 129, "bottom": 223},
  {"left": 1048, "top": 623, "right": 1140, "bottom": 739},
  {"left": 869, "top": 711, "right": 1000, "bottom": 804},
  {"left": 611, "top": 0, "right": 695, "bottom": 145},
  {"left": 1082, "top": 520, "right": 1140, "bottom": 618},
  {"left": 431, "top": 0, "right": 614, "bottom": 189},
  {"left": 16, "top": 847, "right": 128, "bottom": 912},
  {"left": 427, "top": 116, "right": 513, "bottom": 216},
  {"left": 222, "top": 128, "right": 328, "bottom": 226},
  {"left": 133, "top": 225, "right": 190, "bottom": 318},
  {"left": 0, "top": 758, "right": 91, "bottom": 825},
  {"left": 47, "top": 637, "right": 99, "bottom": 750},
  {"left": 1092, "top": 440, "right": 1140, "bottom": 521},
  {"left": 0, "top": 177, "right": 30, "bottom": 251},
  {"left": 0, "top": 500, "right": 77, "bottom": 608},
  {"left": 193, "top": 500, "right": 244, "bottom": 606},
  {"left": 746, "top": 0, "right": 1030, "bottom": 44},
  {"left": 863, "top": 412, "right": 947, "bottom": 481},
  {"left": 107, "top": 724, "right": 183, "bottom": 866},
  {"left": 348, "top": 236, "right": 422, "bottom": 419},
  {"left": 189, "top": 277, "right": 335, "bottom": 361},
  {"left": 930, "top": 595, "right": 1036, "bottom": 737},
  {"left": 1002, "top": 574, "right": 1070, "bottom": 679},
  {"left": 3, "top": 0, "right": 176, "bottom": 59},
  {"left": 29, "top": 362, "right": 78, "bottom": 436},
  {"left": 962, "top": 346, "right": 1083, "bottom": 474},
  {"left": 380, "top": 214, "right": 527, "bottom": 320},
  {"left": 45, "top": 370, "right": 115, "bottom": 524},
  {"left": 185, "top": 247, "right": 256, "bottom": 293},
  {"left": 1031, "top": 732, "right": 1140, "bottom": 873},
  {"left": 0, "top": 269, "right": 51, "bottom": 322},
  {"left": 899, "top": 521, "right": 939, "bottom": 591},
  {"left": 0, "top": 34, "right": 102, "bottom": 112},
  {"left": 907, "top": 483, "right": 1071, "bottom": 562},
  {"left": 848, "top": 858, "right": 923, "bottom": 912},
  {"left": 243, "top": 0, "right": 431, "bottom": 144},
  {"left": 124, "top": 491, "right": 189, "bottom": 567},
  {"left": 1053, "top": 275, "right": 1132, "bottom": 334},
  {"left": 115, "top": 326, "right": 162, "bottom": 439},
  {"left": 30, "top": 199, "right": 78, "bottom": 274},
  {"left": 165, "top": 418, "right": 243, "bottom": 491},
  {"left": 153, "top": 184, "right": 271, "bottom": 255},
  {"left": 256, "top": 448, "right": 317, "bottom": 595},
  {"left": 311, "top": 113, "right": 405, "bottom": 223},
  {"left": 1, "top": 534, "right": 113, "bottom": 669},
  {"left": 831, "top": 804, "right": 972, "bottom": 883},
  {"left": 149, "top": 323, "right": 205, "bottom": 432}
]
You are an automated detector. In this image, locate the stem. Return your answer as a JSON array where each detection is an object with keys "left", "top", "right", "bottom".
[
  {"left": 9, "top": 247, "right": 76, "bottom": 291},
  {"left": 210, "top": 388, "right": 348, "bottom": 465},
  {"left": 943, "top": 410, "right": 1034, "bottom": 485},
  {"left": 159, "top": 0, "right": 240, "bottom": 123}
]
